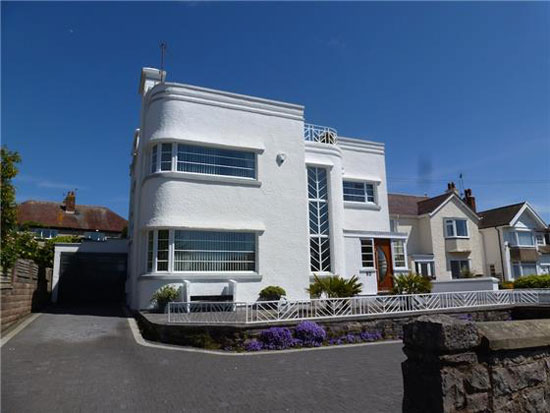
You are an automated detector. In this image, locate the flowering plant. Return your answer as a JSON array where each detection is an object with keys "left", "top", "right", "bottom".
[
  {"left": 294, "top": 321, "right": 327, "bottom": 347},
  {"left": 259, "top": 327, "right": 294, "bottom": 350}
]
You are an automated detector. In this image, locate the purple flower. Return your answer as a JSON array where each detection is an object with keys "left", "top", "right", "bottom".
[
  {"left": 259, "top": 327, "right": 294, "bottom": 350},
  {"left": 245, "top": 340, "right": 263, "bottom": 352},
  {"left": 295, "top": 321, "right": 327, "bottom": 347}
]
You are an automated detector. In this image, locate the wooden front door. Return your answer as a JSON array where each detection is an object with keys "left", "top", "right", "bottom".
[{"left": 374, "top": 239, "right": 394, "bottom": 292}]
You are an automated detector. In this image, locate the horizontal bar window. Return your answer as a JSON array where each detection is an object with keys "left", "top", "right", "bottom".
[
  {"left": 146, "top": 230, "right": 256, "bottom": 273},
  {"left": 177, "top": 144, "right": 255, "bottom": 178},
  {"left": 343, "top": 181, "right": 375, "bottom": 203}
]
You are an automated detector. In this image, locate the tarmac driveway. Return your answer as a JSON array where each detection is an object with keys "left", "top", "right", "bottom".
[{"left": 1, "top": 306, "right": 405, "bottom": 412}]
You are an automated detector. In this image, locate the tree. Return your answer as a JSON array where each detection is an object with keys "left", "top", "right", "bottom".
[{"left": 1, "top": 146, "right": 21, "bottom": 272}]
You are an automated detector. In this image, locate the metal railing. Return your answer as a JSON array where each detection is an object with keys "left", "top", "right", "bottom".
[
  {"left": 304, "top": 124, "right": 337, "bottom": 145},
  {"left": 167, "top": 289, "right": 550, "bottom": 325}
]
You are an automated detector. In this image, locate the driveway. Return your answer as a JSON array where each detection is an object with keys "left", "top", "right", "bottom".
[{"left": 1, "top": 306, "right": 405, "bottom": 412}]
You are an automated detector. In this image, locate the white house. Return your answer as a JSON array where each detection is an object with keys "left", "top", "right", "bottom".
[
  {"left": 479, "top": 202, "right": 550, "bottom": 280},
  {"left": 126, "top": 67, "right": 405, "bottom": 309},
  {"left": 388, "top": 184, "right": 485, "bottom": 281}
]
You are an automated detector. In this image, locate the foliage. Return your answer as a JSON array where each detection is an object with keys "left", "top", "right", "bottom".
[
  {"left": 120, "top": 226, "right": 128, "bottom": 239},
  {"left": 258, "top": 327, "right": 294, "bottom": 350},
  {"left": 294, "top": 321, "right": 326, "bottom": 347},
  {"left": 328, "top": 331, "right": 383, "bottom": 346},
  {"left": 258, "top": 286, "right": 286, "bottom": 301},
  {"left": 307, "top": 274, "right": 362, "bottom": 298},
  {"left": 460, "top": 269, "right": 476, "bottom": 279},
  {"left": 34, "top": 236, "right": 81, "bottom": 268},
  {"left": 499, "top": 281, "right": 515, "bottom": 290},
  {"left": 151, "top": 285, "right": 181, "bottom": 312},
  {"left": 392, "top": 272, "right": 432, "bottom": 294},
  {"left": 513, "top": 274, "right": 550, "bottom": 289},
  {"left": 1, "top": 146, "right": 21, "bottom": 272}
]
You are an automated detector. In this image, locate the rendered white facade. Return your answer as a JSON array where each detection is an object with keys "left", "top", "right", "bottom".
[
  {"left": 127, "top": 68, "right": 402, "bottom": 309},
  {"left": 479, "top": 203, "right": 550, "bottom": 281}
]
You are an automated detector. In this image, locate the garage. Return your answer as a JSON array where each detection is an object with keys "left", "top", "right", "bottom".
[{"left": 52, "top": 240, "right": 128, "bottom": 305}]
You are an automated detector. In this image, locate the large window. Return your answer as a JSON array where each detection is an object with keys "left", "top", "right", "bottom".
[
  {"left": 516, "top": 231, "right": 534, "bottom": 246},
  {"left": 450, "top": 259, "right": 470, "bottom": 279},
  {"left": 32, "top": 228, "right": 59, "bottom": 239},
  {"left": 445, "top": 219, "right": 468, "bottom": 238},
  {"left": 361, "top": 239, "right": 375, "bottom": 268},
  {"left": 146, "top": 229, "right": 256, "bottom": 273},
  {"left": 308, "top": 167, "right": 331, "bottom": 272},
  {"left": 177, "top": 144, "right": 256, "bottom": 178},
  {"left": 173, "top": 231, "right": 255, "bottom": 271},
  {"left": 150, "top": 142, "right": 256, "bottom": 179},
  {"left": 392, "top": 240, "right": 407, "bottom": 269},
  {"left": 512, "top": 262, "right": 538, "bottom": 279},
  {"left": 343, "top": 181, "right": 375, "bottom": 203}
]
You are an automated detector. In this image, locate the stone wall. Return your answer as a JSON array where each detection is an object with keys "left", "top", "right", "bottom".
[
  {"left": 1, "top": 259, "right": 51, "bottom": 332},
  {"left": 402, "top": 315, "right": 550, "bottom": 413}
]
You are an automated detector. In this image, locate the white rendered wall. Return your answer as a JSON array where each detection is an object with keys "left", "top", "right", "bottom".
[
  {"left": 480, "top": 228, "right": 505, "bottom": 278},
  {"left": 429, "top": 199, "right": 484, "bottom": 281},
  {"left": 343, "top": 236, "right": 377, "bottom": 294},
  {"left": 431, "top": 277, "right": 499, "bottom": 293},
  {"left": 129, "top": 80, "right": 311, "bottom": 309}
]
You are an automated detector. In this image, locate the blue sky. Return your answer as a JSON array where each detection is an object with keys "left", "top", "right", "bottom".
[{"left": 2, "top": 2, "right": 549, "bottom": 221}]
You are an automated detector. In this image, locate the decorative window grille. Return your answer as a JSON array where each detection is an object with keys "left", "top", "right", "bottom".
[
  {"left": 173, "top": 230, "right": 255, "bottom": 271},
  {"left": 343, "top": 181, "right": 375, "bottom": 203},
  {"left": 392, "top": 240, "right": 407, "bottom": 268},
  {"left": 147, "top": 231, "right": 154, "bottom": 272},
  {"left": 160, "top": 143, "right": 172, "bottom": 171},
  {"left": 151, "top": 145, "right": 158, "bottom": 173},
  {"left": 156, "top": 230, "right": 169, "bottom": 271},
  {"left": 308, "top": 167, "right": 331, "bottom": 272},
  {"left": 361, "top": 239, "right": 375, "bottom": 268},
  {"left": 177, "top": 144, "right": 256, "bottom": 178}
]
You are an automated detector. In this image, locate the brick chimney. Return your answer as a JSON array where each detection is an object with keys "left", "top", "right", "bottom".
[
  {"left": 463, "top": 188, "right": 476, "bottom": 212},
  {"left": 64, "top": 191, "right": 76, "bottom": 214},
  {"left": 446, "top": 182, "right": 459, "bottom": 195}
]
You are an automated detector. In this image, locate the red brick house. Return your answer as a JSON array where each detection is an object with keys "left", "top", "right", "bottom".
[{"left": 17, "top": 191, "right": 127, "bottom": 240}]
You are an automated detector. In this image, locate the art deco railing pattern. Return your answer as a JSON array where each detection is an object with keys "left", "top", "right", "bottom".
[
  {"left": 304, "top": 124, "right": 337, "bottom": 145},
  {"left": 167, "top": 289, "right": 550, "bottom": 325}
]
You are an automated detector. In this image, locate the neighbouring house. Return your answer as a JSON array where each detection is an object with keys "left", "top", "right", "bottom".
[
  {"left": 388, "top": 184, "right": 485, "bottom": 281},
  {"left": 17, "top": 191, "right": 128, "bottom": 241},
  {"left": 479, "top": 202, "right": 550, "bottom": 280},
  {"left": 127, "top": 67, "right": 406, "bottom": 309}
]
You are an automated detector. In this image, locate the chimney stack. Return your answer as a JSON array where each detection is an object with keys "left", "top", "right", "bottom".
[
  {"left": 463, "top": 188, "right": 476, "bottom": 212},
  {"left": 64, "top": 191, "right": 76, "bottom": 214},
  {"left": 446, "top": 182, "right": 459, "bottom": 195}
]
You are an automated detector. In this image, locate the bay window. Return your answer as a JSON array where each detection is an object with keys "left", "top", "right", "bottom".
[
  {"left": 343, "top": 181, "right": 375, "bottom": 203},
  {"left": 445, "top": 218, "right": 468, "bottom": 238},
  {"left": 415, "top": 261, "right": 435, "bottom": 279},
  {"left": 150, "top": 142, "right": 256, "bottom": 179},
  {"left": 146, "top": 229, "right": 256, "bottom": 273}
]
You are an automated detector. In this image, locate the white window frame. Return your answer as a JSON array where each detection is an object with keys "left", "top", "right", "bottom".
[
  {"left": 510, "top": 230, "right": 535, "bottom": 247},
  {"left": 414, "top": 260, "right": 435, "bottom": 279},
  {"left": 391, "top": 239, "right": 408, "bottom": 270},
  {"left": 535, "top": 233, "right": 545, "bottom": 246},
  {"left": 360, "top": 238, "right": 375, "bottom": 270},
  {"left": 342, "top": 180, "right": 377, "bottom": 204},
  {"left": 444, "top": 218, "right": 469, "bottom": 239}
]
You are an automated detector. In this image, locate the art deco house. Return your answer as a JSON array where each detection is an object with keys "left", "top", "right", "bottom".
[{"left": 126, "top": 68, "right": 407, "bottom": 309}]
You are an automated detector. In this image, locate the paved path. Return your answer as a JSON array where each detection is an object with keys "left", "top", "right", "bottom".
[{"left": 2, "top": 306, "right": 405, "bottom": 412}]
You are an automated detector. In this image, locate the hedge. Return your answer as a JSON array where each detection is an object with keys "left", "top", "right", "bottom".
[{"left": 513, "top": 274, "right": 550, "bottom": 289}]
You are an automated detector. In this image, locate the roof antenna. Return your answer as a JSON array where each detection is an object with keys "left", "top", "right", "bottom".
[
  {"left": 458, "top": 172, "right": 465, "bottom": 198},
  {"left": 159, "top": 41, "right": 167, "bottom": 83}
]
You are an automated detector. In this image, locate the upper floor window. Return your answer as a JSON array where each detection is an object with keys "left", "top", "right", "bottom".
[
  {"left": 535, "top": 233, "right": 545, "bottom": 246},
  {"left": 509, "top": 231, "right": 535, "bottom": 247},
  {"left": 150, "top": 142, "right": 256, "bottom": 179},
  {"left": 445, "top": 218, "right": 468, "bottom": 238},
  {"left": 32, "top": 228, "right": 59, "bottom": 239},
  {"left": 343, "top": 181, "right": 375, "bottom": 203}
]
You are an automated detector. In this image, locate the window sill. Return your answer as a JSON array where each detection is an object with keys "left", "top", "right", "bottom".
[
  {"left": 343, "top": 201, "right": 381, "bottom": 211},
  {"left": 139, "top": 272, "right": 262, "bottom": 282},
  {"left": 144, "top": 172, "right": 262, "bottom": 187}
]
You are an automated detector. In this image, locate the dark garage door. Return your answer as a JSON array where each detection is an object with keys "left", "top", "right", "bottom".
[{"left": 58, "top": 252, "right": 127, "bottom": 304}]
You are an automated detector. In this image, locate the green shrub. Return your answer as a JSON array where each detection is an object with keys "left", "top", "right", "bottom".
[
  {"left": 513, "top": 274, "right": 550, "bottom": 289},
  {"left": 259, "top": 286, "right": 286, "bottom": 301},
  {"left": 307, "top": 274, "right": 362, "bottom": 298},
  {"left": 392, "top": 272, "right": 432, "bottom": 294},
  {"left": 151, "top": 285, "right": 181, "bottom": 312}
]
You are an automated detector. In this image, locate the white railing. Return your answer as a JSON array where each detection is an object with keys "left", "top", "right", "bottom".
[
  {"left": 304, "top": 123, "right": 337, "bottom": 145},
  {"left": 167, "top": 289, "right": 550, "bottom": 325}
]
